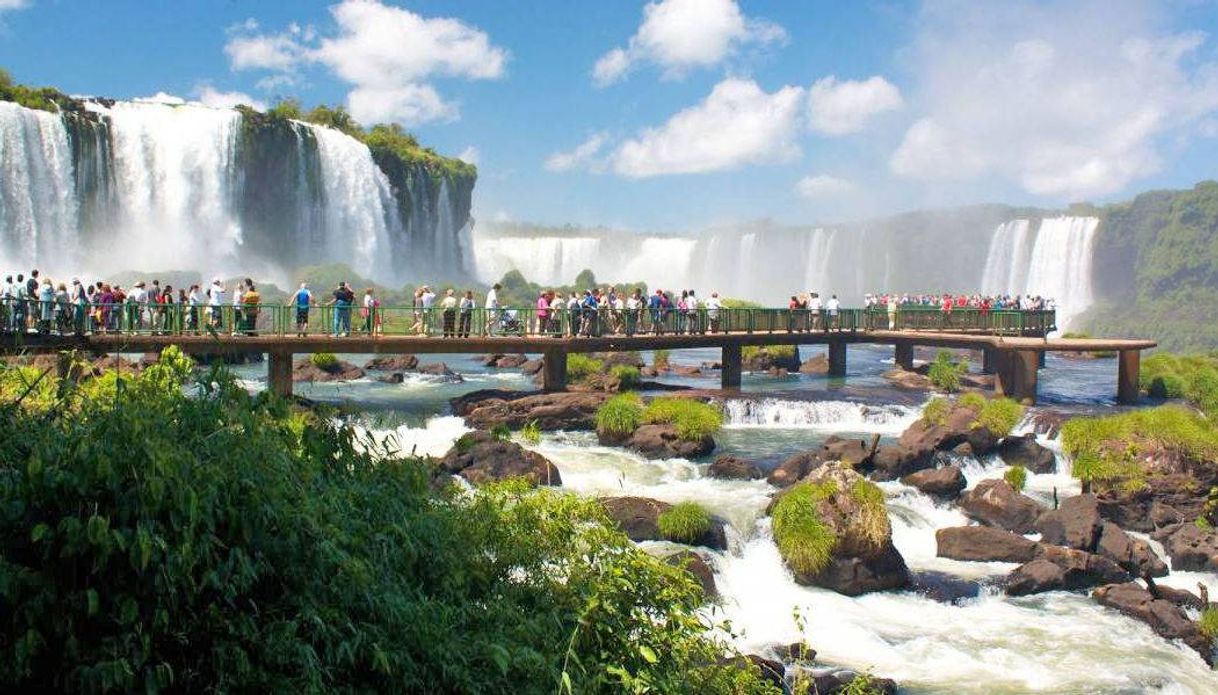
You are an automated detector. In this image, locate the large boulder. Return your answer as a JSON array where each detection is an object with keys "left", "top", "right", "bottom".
[
  {"left": 627, "top": 424, "right": 716, "bottom": 460},
  {"left": 1154, "top": 523, "right": 1218, "bottom": 573},
  {"left": 958, "top": 480, "right": 1042, "bottom": 534},
  {"left": 909, "top": 571, "right": 983, "bottom": 604},
  {"left": 901, "top": 466, "right": 967, "bottom": 500},
  {"left": 870, "top": 403, "right": 1000, "bottom": 480},
  {"left": 417, "top": 362, "right": 463, "bottom": 382},
  {"left": 820, "top": 435, "right": 874, "bottom": 469},
  {"left": 936, "top": 526, "right": 1039, "bottom": 563},
  {"left": 663, "top": 550, "right": 717, "bottom": 598},
  {"left": 809, "top": 670, "right": 898, "bottom": 695},
  {"left": 491, "top": 354, "right": 529, "bottom": 369},
  {"left": 1037, "top": 495, "right": 1167, "bottom": 576},
  {"left": 799, "top": 355, "right": 829, "bottom": 374},
  {"left": 453, "top": 390, "right": 608, "bottom": 431},
  {"left": 292, "top": 357, "right": 365, "bottom": 382},
  {"left": 1096, "top": 522, "right": 1169, "bottom": 577},
  {"left": 364, "top": 355, "right": 418, "bottom": 371},
  {"left": 520, "top": 359, "right": 544, "bottom": 376},
  {"left": 1093, "top": 583, "right": 1212, "bottom": 663},
  {"left": 774, "top": 463, "right": 910, "bottom": 596},
  {"left": 440, "top": 432, "right": 561, "bottom": 487},
  {"left": 997, "top": 434, "right": 1056, "bottom": 474},
  {"left": 707, "top": 455, "right": 763, "bottom": 480},
  {"left": 1005, "top": 545, "right": 1129, "bottom": 596},
  {"left": 742, "top": 347, "right": 801, "bottom": 372},
  {"left": 600, "top": 497, "right": 727, "bottom": 550},
  {"left": 767, "top": 451, "right": 823, "bottom": 488}
]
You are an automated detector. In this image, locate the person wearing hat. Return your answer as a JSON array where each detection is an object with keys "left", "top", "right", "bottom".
[
  {"left": 440, "top": 288, "right": 458, "bottom": 337},
  {"left": 293, "top": 282, "right": 313, "bottom": 336},
  {"left": 207, "top": 278, "right": 225, "bottom": 330}
]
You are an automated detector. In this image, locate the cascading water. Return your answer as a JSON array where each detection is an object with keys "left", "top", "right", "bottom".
[
  {"left": 980, "top": 219, "right": 1034, "bottom": 296},
  {"left": 721, "top": 398, "right": 919, "bottom": 434},
  {"left": 1024, "top": 216, "right": 1099, "bottom": 329},
  {"left": 0, "top": 99, "right": 473, "bottom": 283}
]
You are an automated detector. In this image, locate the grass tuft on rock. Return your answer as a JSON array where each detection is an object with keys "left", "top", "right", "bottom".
[
  {"left": 771, "top": 481, "right": 840, "bottom": 577},
  {"left": 310, "top": 352, "right": 338, "bottom": 370},
  {"left": 974, "top": 398, "right": 1025, "bottom": 437},
  {"left": 595, "top": 393, "right": 644, "bottom": 437},
  {"left": 520, "top": 419, "right": 542, "bottom": 445},
  {"left": 642, "top": 398, "right": 723, "bottom": 441},
  {"left": 609, "top": 364, "right": 641, "bottom": 389},
  {"left": 566, "top": 354, "right": 604, "bottom": 383},
  {"left": 1200, "top": 606, "right": 1218, "bottom": 643},
  {"left": 928, "top": 351, "right": 967, "bottom": 392},
  {"left": 657, "top": 502, "right": 713, "bottom": 543},
  {"left": 921, "top": 397, "right": 951, "bottom": 426},
  {"left": 1004, "top": 465, "right": 1028, "bottom": 493},
  {"left": 1061, "top": 405, "right": 1218, "bottom": 492},
  {"left": 848, "top": 478, "right": 891, "bottom": 549}
]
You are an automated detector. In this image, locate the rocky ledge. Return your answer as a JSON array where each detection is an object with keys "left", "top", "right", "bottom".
[
  {"left": 450, "top": 389, "right": 608, "bottom": 431},
  {"left": 599, "top": 496, "right": 728, "bottom": 550},
  {"left": 439, "top": 431, "right": 561, "bottom": 487}
]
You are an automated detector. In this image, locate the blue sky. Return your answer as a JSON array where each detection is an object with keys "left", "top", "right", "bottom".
[{"left": 3, "top": 0, "right": 1218, "bottom": 231}]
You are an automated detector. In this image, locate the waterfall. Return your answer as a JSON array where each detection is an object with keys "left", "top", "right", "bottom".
[
  {"left": 0, "top": 102, "right": 79, "bottom": 274},
  {"left": 0, "top": 99, "right": 473, "bottom": 284},
  {"left": 721, "top": 398, "right": 920, "bottom": 434},
  {"left": 979, "top": 219, "right": 1033, "bottom": 296},
  {"left": 1024, "top": 216, "right": 1099, "bottom": 330}
]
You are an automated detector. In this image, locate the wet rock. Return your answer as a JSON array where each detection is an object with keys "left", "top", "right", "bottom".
[
  {"left": 1036, "top": 494, "right": 1104, "bottom": 550},
  {"left": 1093, "top": 583, "right": 1211, "bottom": 663},
  {"left": 590, "top": 352, "right": 646, "bottom": 368},
  {"left": 627, "top": 424, "right": 716, "bottom": 460},
  {"left": 997, "top": 434, "right": 1057, "bottom": 474},
  {"left": 452, "top": 390, "right": 608, "bottom": 431},
  {"left": 1095, "top": 521, "right": 1168, "bottom": 577},
  {"left": 767, "top": 451, "right": 823, "bottom": 488},
  {"left": 92, "top": 354, "right": 143, "bottom": 375},
  {"left": 292, "top": 358, "right": 364, "bottom": 382},
  {"left": 377, "top": 372, "right": 405, "bottom": 384},
  {"left": 417, "top": 362, "right": 463, "bottom": 382},
  {"left": 870, "top": 403, "right": 1000, "bottom": 480},
  {"left": 364, "top": 355, "right": 418, "bottom": 371},
  {"left": 671, "top": 365, "right": 703, "bottom": 377},
  {"left": 1154, "top": 523, "right": 1218, "bottom": 573},
  {"left": 799, "top": 355, "right": 829, "bottom": 374},
  {"left": 1005, "top": 545, "right": 1129, "bottom": 596},
  {"left": 766, "top": 367, "right": 790, "bottom": 377},
  {"left": 520, "top": 358, "right": 544, "bottom": 375},
  {"left": 958, "top": 480, "right": 1042, "bottom": 534},
  {"left": 640, "top": 366, "right": 660, "bottom": 378},
  {"left": 707, "top": 455, "right": 763, "bottom": 481},
  {"left": 1028, "top": 411, "right": 1070, "bottom": 440},
  {"left": 742, "top": 347, "right": 801, "bottom": 372},
  {"left": 440, "top": 431, "right": 561, "bottom": 488},
  {"left": 493, "top": 354, "right": 529, "bottom": 368},
  {"left": 909, "top": 570, "right": 982, "bottom": 604},
  {"left": 772, "top": 643, "right": 817, "bottom": 662},
  {"left": 821, "top": 435, "right": 874, "bottom": 468},
  {"left": 663, "top": 550, "right": 717, "bottom": 598},
  {"left": 600, "top": 496, "right": 727, "bottom": 550},
  {"left": 936, "top": 526, "right": 1039, "bottom": 563},
  {"left": 809, "top": 670, "right": 898, "bottom": 695},
  {"left": 719, "top": 655, "right": 785, "bottom": 690},
  {"left": 901, "top": 466, "right": 967, "bottom": 500}
]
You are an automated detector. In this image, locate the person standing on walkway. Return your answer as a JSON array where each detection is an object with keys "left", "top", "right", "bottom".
[
  {"left": 485, "top": 283, "right": 501, "bottom": 336},
  {"left": 420, "top": 286, "right": 437, "bottom": 334},
  {"left": 242, "top": 282, "right": 261, "bottom": 335},
  {"left": 458, "top": 290, "right": 475, "bottom": 338},
  {"left": 826, "top": 294, "right": 840, "bottom": 330},
  {"left": 293, "top": 282, "right": 312, "bottom": 336},
  {"left": 441, "top": 288, "right": 458, "bottom": 337},
  {"left": 362, "top": 288, "right": 376, "bottom": 334},
  {"left": 887, "top": 294, "right": 898, "bottom": 330},
  {"left": 72, "top": 279, "right": 88, "bottom": 334}
]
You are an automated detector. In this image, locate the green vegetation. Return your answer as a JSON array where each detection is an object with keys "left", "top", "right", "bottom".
[
  {"left": 609, "top": 364, "right": 641, "bottom": 389},
  {"left": 490, "top": 423, "right": 512, "bottom": 441},
  {"left": 520, "top": 420, "right": 542, "bottom": 445},
  {"left": 310, "top": 352, "right": 338, "bottom": 369},
  {"left": 1139, "top": 352, "right": 1218, "bottom": 416},
  {"left": 848, "top": 478, "right": 891, "bottom": 549},
  {"left": 0, "top": 69, "right": 80, "bottom": 113},
  {"left": 1004, "top": 465, "right": 1028, "bottom": 493},
  {"left": 1200, "top": 606, "right": 1218, "bottom": 644},
  {"left": 1061, "top": 405, "right": 1218, "bottom": 492},
  {"left": 642, "top": 398, "right": 723, "bottom": 441},
  {"left": 720, "top": 298, "right": 763, "bottom": 309},
  {"left": 652, "top": 349, "right": 671, "bottom": 370},
  {"left": 595, "top": 393, "right": 644, "bottom": 437},
  {"left": 839, "top": 672, "right": 887, "bottom": 695},
  {"left": 657, "top": 502, "right": 713, "bottom": 543},
  {"left": 742, "top": 345, "right": 797, "bottom": 363},
  {"left": 972, "top": 398, "right": 1026, "bottom": 437},
  {"left": 0, "top": 350, "right": 778, "bottom": 693},
  {"left": 567, "top": 354, "right": 605, "bottom": 383},
  {"left": 927, "top": 351, "right": 967, "bottom": 392},
  {"left": 0, "top": 365, "right": 59, "bottom": 412},
  {"left": 921, "top": 397, "right": 951, "bottom": 426},
  {"left": 771, "top": 481, "right": 840, "bottom": 576}
]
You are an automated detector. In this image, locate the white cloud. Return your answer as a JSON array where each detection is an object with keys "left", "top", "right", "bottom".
[
  {"left": 492, "top": 210, "right": 512, "bottom": 223},
  {"left": 133, "top": 92, "right": 187, "bottom": 105},
  {"left": 807, "top": 76, "right": 903, "bottom": 135},
  {"left": 795, "top": 174, "right": 855, "bottom": 198},
  {"left": 545, "top": 132, "right": 609, "bottom": 172},
  {"left": 225, "top": 0, "right": 508, "bottom": 126},
  {"left": 889, "top": 0, "right": 1218, "bottom": 199},
  {"left": 611, "top": 77, "right": 804, "bottom": 177},
  {"left": 0, "top": 0, "right": 30, "bottom": 11},
  {"left": 593, "top": 0, "right": 785, "bottom": 86},
  {"left": 194, "top": 84, "right": 267, "bottom": 111},
  {"left": 457, "top": 146, "right": 480, "bottom": 166}
]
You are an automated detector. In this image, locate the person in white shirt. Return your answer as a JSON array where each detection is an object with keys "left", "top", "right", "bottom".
[
  {"left": 704, "top": 292, "right": 722, "bottom": 333},
  {"left": 484, "top": 283, "right": 500, "bottom": 336},
  {"left": 807, "top": 292, "right": 822, "bottom": 330},
  {"left": 187, "top": 284, "right": 202, "bottom": 333},
  {"left": 130, "top": 282, "right": 147, "bottom": 332},
  {"left": 825, "top": 294, "right": 840, "bottom": 329},
  {"left": 230, "top": 280, "right": 244, "bottom": 335},
  {"left": 207, "top": 279, "right": 225, "bottom": 329},
  {"left": 549, "top": 292, "right": 564, "bottom": 336}
]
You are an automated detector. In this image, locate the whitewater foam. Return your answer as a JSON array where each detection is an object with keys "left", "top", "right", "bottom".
[{"left": 722, "top": 398, "right": 921, "bottom": 434}]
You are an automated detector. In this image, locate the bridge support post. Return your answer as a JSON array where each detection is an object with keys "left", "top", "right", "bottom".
[
  {"left": 982, "top": 348, "right": 998, "bottom": 375},
  {"left": 721, "top": 344, "right": 742, "bottom": 390},
  {"left": 543, "top": 348, "right": 568, "bottom": 392},
  {"left": 1038, "top": 350, "right": 1046, "bottom": 368},
  {"left": 1118, "top": 349, "right": 1140, "bottom": 405},
  {"left": 828, "top": 341, "right": 847, "bottom": 377},
  {"left": 894, "top": 343, "right": 914, "bottom": 371},
  {"left": 994, "top": 349, "right": 1038, "bottom": 404},
  {"left": 267, "top": 350, "right": 293, "bottom": 398}
]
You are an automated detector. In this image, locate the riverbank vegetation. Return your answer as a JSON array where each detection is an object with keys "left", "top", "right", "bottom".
[
  {"left": 921, "top": 394, "right": 1025, "bottom": 437},
  {"left": 642, "top": 398, "right": 723, "bottom": 441},
  {"left": 1139, "top": 352, "right": 1218, "bottom": 416},
  {"left": 657, "top": 502, "right": 713, "bottom": 543},
  {"left": 0, "top": 351, "right": 780, "bottom": 693},
  {"left": 928, "top": 351, "right": 968, "bottom": 392},
  {"left": 595, "top": 393, "right": 644, "bottom": 438},
  {"left": 1062, "top": 405, "right": 1218, "bottom": 492}
]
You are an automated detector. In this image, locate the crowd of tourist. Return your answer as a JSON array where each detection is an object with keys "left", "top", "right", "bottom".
[{"left": 0, "top": 267, "right": 1056, "bottom": 339}]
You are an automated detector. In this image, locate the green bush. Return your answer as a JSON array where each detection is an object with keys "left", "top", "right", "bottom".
[
  {"left": 609, "top": 364, "right": 641, "bottom": 390},
  {"left": 848, "top": 478, "right": 890, "bottom": 549},
  {"left": 1061, "top": 405, "right": 1218, "bottom": 492},
  {"left": 958, "top": 391, "right": 987, "bottom": 412},
  {"left": 1004, "top": 465, "right": 1028, "bottom": 493},
  {"left": 520, "top": 419, "right": 542, "bottom": 445},
  {"left": 642, "top": 398, "right": 723, "bottom": 441},
  {"left": 771, "top": 481, "right": 839, "bottom": 576},
  {"left": 927, "top": 351, "right": 967, "bottom": 392},
  {"left": 921, "top": 397, "right": 951, "bottom": 426},
  {"left": 595, "top": 393, "right": 644, "bottom": 437},
  {"left": 1139, "top": 352, "right": 1218, "bottom": 416},
  {"left": 741, "top": 345, "right": 796, "bottom": 362},
  {"left": 1200, "top": 606, "right": 1218, "bottom": 644},
  {"left": 567, "top": 354, "right": 605, "bottom": 383},
  {"left": 490, "top": 423, "right": 512, "bottom": 441},
  {"left": 657, "top": 502, "right": 712, "bottom": 543},
  {"left": 0, "top": 352, "right": 777, "bottom": 693},
  {"left": 311, "top": 352, "right": 339, "bottom": 370},
  {"left": 652, "top": 350, "right": 671, "bottom": 370},
  {"left": 974, "top": 398, "right": 1026, "bottom": 437}
]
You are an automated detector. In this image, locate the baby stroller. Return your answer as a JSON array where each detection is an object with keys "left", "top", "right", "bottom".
[{"left": 499, "top": 309, "right": 523, "bottom": 335}]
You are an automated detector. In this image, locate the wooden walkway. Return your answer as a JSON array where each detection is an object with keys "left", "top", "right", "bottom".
[{"left": 0, "top": 328, "right": 1156, "bottom": 405}]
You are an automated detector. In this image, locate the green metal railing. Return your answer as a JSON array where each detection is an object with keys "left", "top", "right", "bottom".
[{"left": 0, "top": 299, "right": 1056, "bottom": 339}]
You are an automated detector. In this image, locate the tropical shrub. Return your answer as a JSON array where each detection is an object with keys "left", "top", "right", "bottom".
[
  {"left": 927, "top": 351, "right": 967, "bottom": 392},
  {"left": 1140, "top": 352, "right": 1218, "bottom": 416},
  {"left": 595, "top": 393, "right": 644, "bottom": 437},
  {"left": 310, "top": 352, "right": 338, "bottom": 370},
  {"left": 609, "top": 364, "right": 641, "bottom": 390},
  {"left": 652, "top": 350, "right": 671, "bottom": 370},
  {"left": 657, "top": 502, "right": 712, "bottom": 543},
  {"left": 0, "top": 351, "right": 778, "bottom": 693},
  {"left": 921, "top": 397, "right": 951, "bottom": 426},
  {"left": 1004, "top": 465, "right": 1028, "bottom": 492},
  {"left": 1061, "top": 405, "right": 1218, "bottom": 492},
  {"left": 642, "top": 398, "right": 723, "bottom": 441},
  {"left": 566, "top": 354, "right": 605, "bottom": 383},
  {"left": 771, "top": 481, "right": 839, "bottom": 576},
  {"left": 520, "top": 419, "right": 542, "bottom": 445},
  {"left": 1200, "top": 606, "right": 1218, "bottom": 644},
  {"left": 974, "top": 398, "right": 1025, "bottom": 437}
]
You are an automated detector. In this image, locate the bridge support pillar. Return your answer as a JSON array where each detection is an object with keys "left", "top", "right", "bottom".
[
  {"left": 828, "top": 341, "right": 847, "bottom": 377},
  {"left": 1118, "top": 349, "right": 1140, "bottom": 405},
  {"left": 982, "top": 348, "right": 998, "bottom": 375},
  {"left": 721, "top": 344, "right": 742, "bottom": 390},
  {"left": 894, "top": 343, "right": 914, "bottom": 371},
  {"left": 267, "top": 350, "right": 293, "bottom": 398},
  {"left": 543, "top": 348, "right": 568, "bottom": 392},
  {"left": 994, "top": 349, "right": 1038, "bottom": 404},
  {"left": 1038, "top": 350, "right": 1047, "bottom": 369}
]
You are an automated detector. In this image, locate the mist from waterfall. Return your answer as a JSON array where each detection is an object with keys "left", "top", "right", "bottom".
[{"left": 980, "top": 216, "right": 1099, "bottom": 329}]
